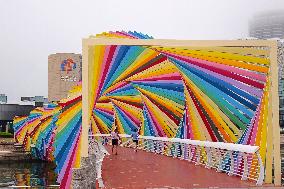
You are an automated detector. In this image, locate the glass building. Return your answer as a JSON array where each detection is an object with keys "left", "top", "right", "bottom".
[
  {"left": 249, "top": 11, "right": 284, "bottom": 39},
  {"left": 249, "top": 12, "right": 284, "bottom": 130}
]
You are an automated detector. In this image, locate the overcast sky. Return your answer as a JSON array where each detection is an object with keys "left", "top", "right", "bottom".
[{"left": 0, "top": 0, "right": 284, "bottom": 103}]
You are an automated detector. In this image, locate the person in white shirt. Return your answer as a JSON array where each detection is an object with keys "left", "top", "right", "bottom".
[{"left": 111, "top": 128, "right": 120, "bottom": 155}]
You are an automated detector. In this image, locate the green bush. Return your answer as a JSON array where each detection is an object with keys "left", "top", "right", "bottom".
[{"left": 0, "top": 132, "right": 13, "bottom": 138}]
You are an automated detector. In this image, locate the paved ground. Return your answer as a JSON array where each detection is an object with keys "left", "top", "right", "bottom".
[{"left": 101, "top": 146, "right": 273, "bottom": 189}]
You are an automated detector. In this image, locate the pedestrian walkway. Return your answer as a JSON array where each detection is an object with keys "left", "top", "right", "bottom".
[{"left": 101, "top": 146, "right": 268, "bottom": 189}]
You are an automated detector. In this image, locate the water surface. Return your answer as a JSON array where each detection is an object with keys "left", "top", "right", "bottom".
[{"left": 0, "top": 161, "right": 58, "bottom": 188}]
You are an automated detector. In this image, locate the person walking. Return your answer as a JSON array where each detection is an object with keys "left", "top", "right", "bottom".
[
  {"left": 111, "top": 128, "right": 120, "bottom": 155},
  {"left": 131, "top": 128, "right": 139, "bottom": 152}
]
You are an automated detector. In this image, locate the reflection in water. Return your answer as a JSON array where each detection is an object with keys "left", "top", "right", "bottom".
[{"left": 0, "top": 161, "right": 58, "bottom": 187}]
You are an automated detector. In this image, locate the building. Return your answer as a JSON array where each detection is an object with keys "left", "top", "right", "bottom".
[
  {"left": 21, "top": 96, "right": 48, "bottom": 107},
  {"left": 0, "top": 94, "right": 7, "bottom": 104},
  {"left": 249, "top": 12, "right": 284, "bottom": 130},
  {"left": 0, "top": 104, "right": 34, "bottom": 133},
  {"left": 249, "top": 11, "right": 284, "bottom": 39},
  {"left": 48, "top": 53, "right": 82, "bottom": 102},
  {"left": 0, "top": 95, "right": 49, "bottom": 133}
]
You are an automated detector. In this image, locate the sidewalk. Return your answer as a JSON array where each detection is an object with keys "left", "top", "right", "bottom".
[{"left": 101, "top": 146, "right": 267, "bottom": 189}]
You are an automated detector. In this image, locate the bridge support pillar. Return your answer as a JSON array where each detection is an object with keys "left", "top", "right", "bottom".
[{"left": 71, "top": 155, "right": 97, "bottom": 189}]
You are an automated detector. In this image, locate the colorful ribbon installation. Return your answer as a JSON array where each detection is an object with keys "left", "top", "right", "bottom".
[
  {"left": 13, "top": 31, "right": 274, "bottom": 188},
  {"left": 89, "top": 31, "right": 272, "bottom": 182},
  {"left": 13, "top": 84, "right": 82, "bottom": 188},
  {"left": 54, "top": 85, "right": 82, "bottom": 188}
]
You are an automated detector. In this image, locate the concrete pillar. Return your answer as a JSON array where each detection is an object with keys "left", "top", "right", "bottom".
[{"left": 71, "top": 155, "right": 97, "bottom": 189}]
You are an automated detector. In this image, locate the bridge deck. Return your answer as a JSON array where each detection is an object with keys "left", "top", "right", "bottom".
[{"left": 102, "top": 146, "right": 264, "bottom": 189}]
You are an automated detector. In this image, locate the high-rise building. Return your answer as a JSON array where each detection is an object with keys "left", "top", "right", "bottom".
[
  {"left": 48, "top": 53, "right": 82, "bottom": 102},
  {"left": 249, "top": 11, "right": 284, "bottom": 39},
  {"left": 249, "top": 11, "right": 284, "bottom": 130}
]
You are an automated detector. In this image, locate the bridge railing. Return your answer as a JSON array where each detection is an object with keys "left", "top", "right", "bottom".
[{"left": 92, "top": 134, "right": 264, "bottom": 185}]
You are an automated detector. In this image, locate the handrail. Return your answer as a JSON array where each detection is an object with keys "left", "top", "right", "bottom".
[{"left": 91, "top": 134, "right": 260, "bottom": 154}]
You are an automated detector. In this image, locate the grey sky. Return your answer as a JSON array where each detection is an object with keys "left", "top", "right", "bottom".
[{"left": 0, "top": 0, "right": 283, "bottom": 103}]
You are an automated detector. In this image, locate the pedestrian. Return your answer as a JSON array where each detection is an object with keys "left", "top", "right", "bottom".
[
  {"left": 131, "top": 128, "right": 139, "bottom": 152},
  {"left": 111, "top": 128, "right": 120, "bottom": 155},
  {"left": 102, "top": 136, "right": 108, "bottom": 145}
]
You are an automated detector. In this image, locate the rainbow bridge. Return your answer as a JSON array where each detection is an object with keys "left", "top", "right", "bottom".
[{"left": 13, "top": 31, "right": 281, "bottom": 188}]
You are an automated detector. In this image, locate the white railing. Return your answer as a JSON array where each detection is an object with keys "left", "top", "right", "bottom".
[{"left": 91, "top": 134, "right": 264, "bottom": 185}]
